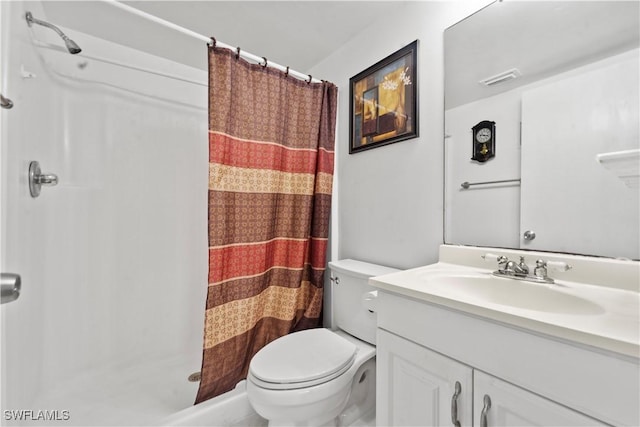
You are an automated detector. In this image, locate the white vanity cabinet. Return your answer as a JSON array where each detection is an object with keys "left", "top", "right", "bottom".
[
  {"left": 473, "top": 371, "right": 604, "bottom": 426},
  {"left": 378, "top": 329, "right": 604, "bottom": 426},
  {"left": 374, "top": 291, "right": 639, "bottom": 427},
  {"left": 377, "top": 329, "right": 473, "bottom": 426}
]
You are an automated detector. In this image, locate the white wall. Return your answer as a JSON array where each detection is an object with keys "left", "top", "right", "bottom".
[{"left": 310, "top": 0, "right": 492, "bottom": 271}]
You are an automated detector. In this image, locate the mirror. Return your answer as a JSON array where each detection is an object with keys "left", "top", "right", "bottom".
[{"left": 444, "top": 1, "right": 639, "bottom": 260}]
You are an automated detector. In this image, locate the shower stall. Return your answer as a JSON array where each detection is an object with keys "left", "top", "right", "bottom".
[{"left": 0, "top": 1, "right": 246, "bottom": 425}]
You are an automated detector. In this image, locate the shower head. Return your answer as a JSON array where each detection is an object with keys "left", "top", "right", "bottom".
[
  {"left": 25, "top": 11, "right": 82, "bottom": 55},
  {"left": 61, "top": 35, "right": 82, "bottom": 55}
]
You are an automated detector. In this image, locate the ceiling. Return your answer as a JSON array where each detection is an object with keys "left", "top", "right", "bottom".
[
  {"left": 39, "top": 1, "right": 403, "bottom": 73},
  {"left": 445, "top": 1, "right": 640, "bottom": 109}
]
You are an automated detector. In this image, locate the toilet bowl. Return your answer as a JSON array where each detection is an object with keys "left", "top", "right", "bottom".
[
  {"left": 247, "top": 329, "right": 375, "bottom": 426},
  {"left": 246, "top": 260, "right": 398, "bottom": 427}
]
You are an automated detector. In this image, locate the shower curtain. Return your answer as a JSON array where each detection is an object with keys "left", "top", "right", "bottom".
[{"left": 195, "top": 46, "right": 337, "bottom": 403}]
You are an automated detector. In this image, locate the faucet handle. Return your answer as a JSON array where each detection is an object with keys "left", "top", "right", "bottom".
[
  {"left": 481, "top": 253, "right": 501, "bottom": 262},
  {"left": 497, "top": 255, "right": 509, "bottom": 272},
  {"left": 546, "top": 261, "right": 572, "bottom": 272},
  {"left": 481, "top": 253, "right": 509, "bottom": 273},
  {"left": 534, "top": 259, "right": 548, "bottom": 279}
]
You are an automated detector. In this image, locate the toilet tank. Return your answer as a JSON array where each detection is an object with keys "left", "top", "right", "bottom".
[{"left": 328, "top": 259, "right": 399, "bottom": 345}]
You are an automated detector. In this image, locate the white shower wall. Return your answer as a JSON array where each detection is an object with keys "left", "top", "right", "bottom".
[{"left": 1, "top": 1, "right": 208, "bottom": 422}]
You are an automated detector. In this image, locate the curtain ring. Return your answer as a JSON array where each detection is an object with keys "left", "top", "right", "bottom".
[
  {"left": 285, "top": 66, "right": 290, "bottom": 77},
  {"left": 236, "top": 47, "right": 241, "bottom": 60},
  {"left": 209, "top": 37, "right": 216, "bottom": 48},
  {"left": 261, "top": 57, "right": 268, "bottom": 68},
  {"left": 306, "top": 74, "right": 312, "bottom": 84}
]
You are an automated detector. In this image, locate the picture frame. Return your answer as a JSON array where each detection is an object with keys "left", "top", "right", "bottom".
[{"left": 349, "top": 40, "right": 418, "bottom": 154}]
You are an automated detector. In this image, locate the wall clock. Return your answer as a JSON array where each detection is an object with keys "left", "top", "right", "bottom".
[{"left": 471, "top": 120, "right": 495, "bottom": 162}]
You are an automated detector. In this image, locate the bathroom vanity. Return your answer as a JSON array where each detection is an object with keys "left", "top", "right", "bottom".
[{"left": 370, "top": 245, "right": 639, "bottom": 426}]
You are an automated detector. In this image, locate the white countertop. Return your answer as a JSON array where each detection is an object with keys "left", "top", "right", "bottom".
[{"left": 370, "top": 245, "right": 640, "bottom": 359}]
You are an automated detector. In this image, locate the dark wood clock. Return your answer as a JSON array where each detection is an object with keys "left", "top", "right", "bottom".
[{"left": 471, "top": 120, "right": 495, "bottom": 162}]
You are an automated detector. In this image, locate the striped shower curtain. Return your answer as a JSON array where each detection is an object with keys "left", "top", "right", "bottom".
[{"left": 195, "top": 46, "right": 337, "bottom": 403}]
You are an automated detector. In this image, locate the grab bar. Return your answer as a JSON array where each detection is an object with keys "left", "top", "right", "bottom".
[{"left": 461, "top": 179, "right": 520, "bottom": 189}]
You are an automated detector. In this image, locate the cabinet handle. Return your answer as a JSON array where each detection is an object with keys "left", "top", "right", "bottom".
[
  {"left": 450, "top": 381, "right": 462, "bottom": 427},
  {"left": 480, "top": 394, "right": 491, "bottom": 427}
]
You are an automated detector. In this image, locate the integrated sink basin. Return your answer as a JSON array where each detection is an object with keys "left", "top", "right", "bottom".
[
  {"left": 369, "top": 245, "right": 640, "bottom": 358},
  {"left": 420, "top": 273, "right": 605, "bottom": 315}
]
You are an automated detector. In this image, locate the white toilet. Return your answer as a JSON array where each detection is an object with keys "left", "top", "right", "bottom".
[{"left": 246, "top": 259, "right": 398, "bottom": 426}]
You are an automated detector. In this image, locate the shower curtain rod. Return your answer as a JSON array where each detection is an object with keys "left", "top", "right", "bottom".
[{"left": 100, "top": 0, "right": 323, "bottom": 83}]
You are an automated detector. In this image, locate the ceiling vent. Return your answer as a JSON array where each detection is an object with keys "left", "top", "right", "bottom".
[{"left": 479, "top": 68, "right": 521, "bottom": 86}]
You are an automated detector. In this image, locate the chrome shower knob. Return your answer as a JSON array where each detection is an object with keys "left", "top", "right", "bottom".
[{"left": 29, "top": 161, "right": 59, "bottom": 198}]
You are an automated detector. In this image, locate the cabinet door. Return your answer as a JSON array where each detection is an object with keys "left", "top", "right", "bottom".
[
  {"left": 377, "top": 329, "right": 473, "bottom": 426},
  {"left": 474, "top": 371, "right": 606, "bottom": 426}
]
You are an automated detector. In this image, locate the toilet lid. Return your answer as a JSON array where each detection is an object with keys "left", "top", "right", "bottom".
[{"left": 249, "top": 329, "right": 357, "bottom": 390}]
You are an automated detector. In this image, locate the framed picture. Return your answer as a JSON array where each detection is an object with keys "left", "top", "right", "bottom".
[{"left": 349, "top": 40, "right": 418, "bottom": 154}]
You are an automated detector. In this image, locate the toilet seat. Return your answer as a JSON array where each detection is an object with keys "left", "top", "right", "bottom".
[{"left": 249, "top": 329, "right": 357, "bottom": 390}]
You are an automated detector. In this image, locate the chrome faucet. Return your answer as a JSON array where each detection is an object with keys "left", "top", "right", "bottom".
[
  {"left": 498, "top": 255, "right": 529, "bottom": 277},
  {"left": 486, "top": 254, "right": 571, "bottom": 284},
  {"left": 504, "top": 256, "right": 529, "bottom": 276}
]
